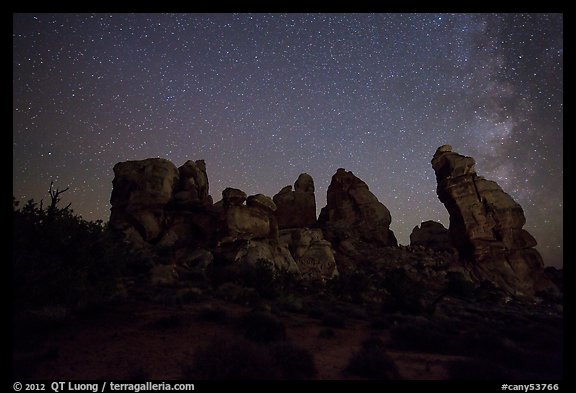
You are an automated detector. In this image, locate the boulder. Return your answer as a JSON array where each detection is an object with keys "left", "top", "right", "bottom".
[
  {"left": 318, "top": 168, "right": 397, "bottom": 247},
  {"left": 432, "top": 145, "right": 553, "bottom": 296},
  {"left": 247, "top": 194, "right": 277, "bottom": 212},
  {"left": 410, "top": 220, "right": 454, "bottom": 250},
  {"left": 174, "top": 160, "right": 212, "bottom": 207},
  {"left": 273, "top": 173, "right": 317, "bottom": 229},
  {"left": 279, "top": 228, "right": 339, "bottom": 281},
  {"left": 150, "top": 264, "right": 178, "bottom": 286},
  {"left": 224, "top": 205, "right": 270, "bottom": 241},
  {"left": 222, "top": 188, "right": 247, "bottom": 206},
  {"left": 215, "top": 239, "right": 300, "bottom": 273},
  {"left": 110, "top": 158, "right": 180, "bottom": 241},
  {"left": 110, "top": 158, "right": 180, "bottom": 209}
]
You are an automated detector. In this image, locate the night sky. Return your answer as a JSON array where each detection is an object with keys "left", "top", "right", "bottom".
[{"left": 13, "top": 13, "right": 563, "bottom": 267}]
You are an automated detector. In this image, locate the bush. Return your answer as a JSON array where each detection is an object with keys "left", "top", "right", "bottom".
[
  {"left": 198, "top": 305, "right": 228, "bottom": 323},
  {"left": 381, "top": 269, "right": 426, "bottom": 314},
  {"left": 446, "top": 271, "right": 475, "bottom": 299},
  {"left": 208, "top": 259, "right": 280, "bottom": 299},
  {"left": 318, "top": 328, "right": 335, "bottom": 339},
  {"left": 327, "top": 270, "right": 373, "bottom": 303},
  {"left": 269, "top": 341, "right": 318, "bottom": 379},
  {"left": 187, "top": 337, "right": 317, "bottom": 380},
  {"left": 12, "top": 195, "right": 123, "bottom": 312},
  {"left": 188, "top": 337, "right": 278, "bottom": 379},
  {"left": 150, "top": 314, "right": 182, "bottom": 331},
  {"left": 388, "top": 321, "right": 452, "bottom": 354},
  {"left": 238, "top": 311, "right": 286, "bottom": 343},
  {"left": 345, "top": 337, "right": 400, "bottom": 379},
  {"left": 237, "top": 259, "right": 277, "bottom": 298},
  {"left": 321, "top": 313, "right": 346, "bottom": 328},
  {"left": 448, "top": 358, "right": 508, "bottom": 380}
]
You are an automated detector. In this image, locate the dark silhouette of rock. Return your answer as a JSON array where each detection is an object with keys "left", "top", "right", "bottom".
[
  {"left": 410, "top": 220, "right": 454, "bottom": 250},
  {"left": 273, "top": 173, "right": 316, "bottom": 229},
  {"left": 222, "top": 187, "right": 247, "bottom": 206},
  {"left": 279, "top": 228, "right": 339, "bottom": 281},
  {"left": 110, "top": 158, "right": 180, "bottom": 241},
  {"left": 222, "top": 202, "right": 271, "bottom": 242},
  {"left": 432, "top": 145, "right": 555, "bottom": 296},
  {"left": 318, "top": 168, "right": 397, "bottom": 248},
  {"left": 174, "top": 160, "right": 212, "bottom": 208},
  {"left": 317, "top": 168, "right": 397, "bottom": 275}
]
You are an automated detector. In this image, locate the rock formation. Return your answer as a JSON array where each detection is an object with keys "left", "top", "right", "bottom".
[
  {"left": 174, "top": 160, "right": 212, "bottom": 208},
  {"left": 273, "top": 173, "right": 317, "bottom": 229},
  {"left": 410, "top": 220, "right": 454, "bottom": 251},
  {"left": 317, "top": 168, "right": 397, "bottom": 274},
  {"left": 219, "top": 190, "right": 277, "bottom": 242},
  {"left": 110, "top": 158, "right": 180, "bottom": 242},
  {"left": 318, "top": 168, "right": 397, "bottom": 247},
  {"left": 279, "top": 228, "right": 339, "bottom": 281},
  {"left": 110, "top": 158, "right": 219, "bottom": 251},
  {"left": 431, "top": 145, "right": 553, "bottom": 296},
  {"left": 109, "top": 158, "right": 334, "bottom": 279}
]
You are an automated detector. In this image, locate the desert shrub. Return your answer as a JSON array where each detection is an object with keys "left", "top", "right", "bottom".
[
  {"left": 381, "top": 269, "right": 426, "bottom": 314},
  {"left": 275, "top": 294, "right": 304, "bottom": 313},
  {"left": 208, "top": 259, "right": 285, "bottom": 299},
  {"left": 318, "top": 328, "right": 336, "bottom": 338},
  {"left": 268, "top": 341, "right": 318, "bottom": 379},
  {"left": 446, "top": 271, "right": 475, "bottom": 299},
  {"left": 370, "top": 317, "right": 390, "bottom": 330},
  {"left": 327, "top": 270, "right": 372, "bottom": 303},
  {"left": 304, "top": 301, "right": 327, "bottom": 319},
  {"left": 187, "top": 337, "right": 278, "bottom": 379},
  {"left": 198, "top": 305, "right": 228, "bottom": 323},
  {"left": 238, "top": 310, "right": 286, "bottom": 343},
  {"left": 448, "top": 358, "right": 508, "bottom": 380},
  {"left": 237, "top": 259, "right": 277, "bottom": 298},
  {"left": 345, "top": 337, "right": 400, "bottom": 379},
  {"left": 216, "top": 282, "right": 259, "bottom": 304},
  {"left": 474, "top": 280, "right": 505, "bottom": 304},
  {"left": 388, "top": 321, "right": 453, "bottom": 354},
  {"left": 321, "top": 312, "right": 346, "bottom": 328},
  {"left": 150, "top": 314, "right": 182, "bottom": 331},
  {"left": 12, "top": 196, "right": 125, "bottom": 312}
]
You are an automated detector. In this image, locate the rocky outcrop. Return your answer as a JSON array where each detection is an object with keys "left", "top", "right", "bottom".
[
  {"left": 110, "top": 158, "right": 219, "bottom": 250},
  {"left": 219, "top": 190, "right": 278, "bottom": 242},
  {"left": 431, "top": 145, "right": 553, "bottom": 296},
  {"left": 317, "top": 168, "right": 397, "bottom": 275},
  {"left": 110, "top": 158, "right": 180, "bottom": 242},
  {"left": 410, "top": 220, "right": 454, "bottom": 250},
  {"left": 174, "top": 160, "right": 212, "bottom": 208},
  {"left": 279, "top": 228, "right": 339, "bottom": 281},
  {"left": 273, "top": 173, "right": 317, "bottom": 229},
  {"left": 318, "top": 168, "right": 397, "bottom": 248}
]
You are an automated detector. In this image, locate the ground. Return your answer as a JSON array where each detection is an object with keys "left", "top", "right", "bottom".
[{"left": 13, "top": 286, "right": 563, "bottom": 381}]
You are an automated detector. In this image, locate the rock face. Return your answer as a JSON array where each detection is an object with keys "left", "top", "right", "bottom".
[
  {"left": 110, "top": 158, "right": 219, "bottom": 254},
  {"left": 110, "top": 158, "right": 180, "bottom": 242},
  {"left": 219, "top": 190, "right": 277, "bottom": 242},
  {"left": 410, "top": 220, "right": 454, "bottom": 250},
  {"left": 273, "top": 173, "right": 317, "bottom": 229},
  {"left": 279, "top": 228, "right": 339, "bottom": 281},
  {"left": 317, "top": 168, "right": 397, "bottom": 275},
  {"left": 318, "top": 168, "right": 397, "bottom": 248},
  {"left": 431, "top": 145, "right": 552, "bottom": 296},
  {"left": 174, "top": 160, "right": 212, "bottom": 208}
]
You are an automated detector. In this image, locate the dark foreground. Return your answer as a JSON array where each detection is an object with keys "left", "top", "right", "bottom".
[{"left": 13, "top": 284, "right": 563, "bottom": 380}]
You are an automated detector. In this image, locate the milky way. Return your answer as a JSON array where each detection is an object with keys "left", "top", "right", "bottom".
[{"left": 13, "top": 13, "right": 563, "bottom": 267}]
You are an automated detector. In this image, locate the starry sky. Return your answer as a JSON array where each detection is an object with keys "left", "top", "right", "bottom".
[{"left": 13, "top": 13, "right": 563, "bottom": 267}]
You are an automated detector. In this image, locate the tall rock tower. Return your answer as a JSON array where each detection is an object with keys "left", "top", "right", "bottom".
[{"left": 431, "top": 145, "right": 554, "bottom": 296}]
